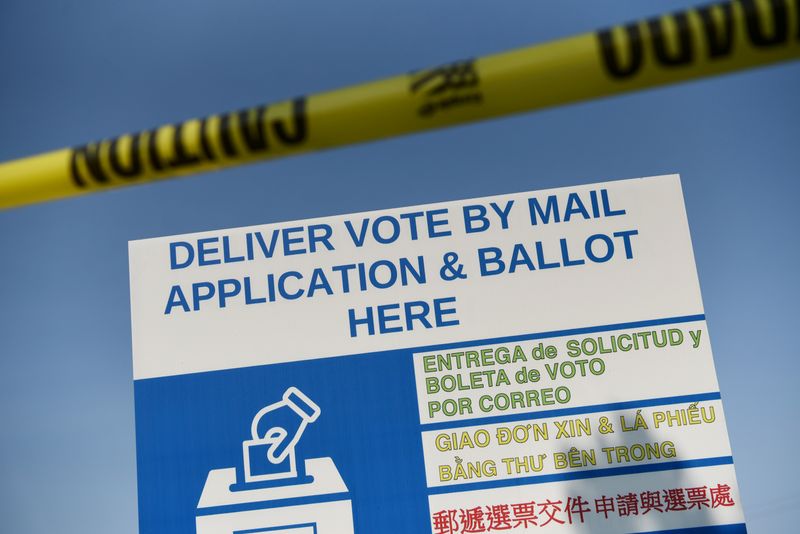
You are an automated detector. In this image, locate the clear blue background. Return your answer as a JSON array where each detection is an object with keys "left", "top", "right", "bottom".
[{"left": 0, "top": 0, "right": 797, "bottom": 532}]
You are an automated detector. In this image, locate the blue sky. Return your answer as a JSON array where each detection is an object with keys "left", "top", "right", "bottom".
[{"left": 0, "top": 0, "right": 798, "bottom": 532}]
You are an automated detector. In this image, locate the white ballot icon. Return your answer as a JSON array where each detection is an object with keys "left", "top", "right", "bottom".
[{"left": 196, "top": 388, "right": 354, "bottom": 534}]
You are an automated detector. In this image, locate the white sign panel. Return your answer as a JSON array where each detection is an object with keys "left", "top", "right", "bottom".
[{"left": 130, "top": 174, "right": 744, "bottom": 533}]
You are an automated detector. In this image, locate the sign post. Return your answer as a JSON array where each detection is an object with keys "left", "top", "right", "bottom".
[{"left": 130, "top": 174, "right": 745, "bottom": 532}]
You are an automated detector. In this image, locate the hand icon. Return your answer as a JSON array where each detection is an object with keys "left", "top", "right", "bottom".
[{"left": 243, "top": 387, "right": 321, "bottom": 483}]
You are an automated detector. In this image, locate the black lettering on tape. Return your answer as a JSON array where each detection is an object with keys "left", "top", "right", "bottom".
[
  {"left": 648, "top": 12, "right": 694, "bottom": 66},
  {"left": 169, "top": 122, "right": 201, "bottom": 168},
  {"left": 198, "top": 117, "right": 216, "bottom": 161},
  {"left": 109, "top": 135, "right": 142, "bottom": 179},
  {"left": 598, "top": 0, "right": 797, "bottom": 80},
  {"left": 272, "top": 98, "right": 307, "bottom": 145},
  {"left": 697, "top": 3, "right": 736, "bottom": 58},
  {"left": 742, "top": 0, "right": 789, "bottom": 47},
  {"left": 147, "top": 128, "right": 164, "bottom": 171},
  {"left": 70, "top": 143, "right": 109, "bottom": 187},
  {"left": 597, "top": 24, "right": 644, "bottom": 79},
  {"left": 238, "top": 106, "right": 269, "bottom": 152},
  {"left": 69, "top": 97, "right": 309, "bottom": 188},
  {"left": 218, "top": 112, "right": 239, "bottom": 157}
]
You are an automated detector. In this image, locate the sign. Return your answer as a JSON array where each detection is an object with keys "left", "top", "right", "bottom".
[{"left": 130, "top": 174, "right": 745, "bottom": 533}]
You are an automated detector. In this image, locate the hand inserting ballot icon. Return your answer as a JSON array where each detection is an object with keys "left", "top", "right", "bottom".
[
  {"left": 242, "top": 386, "right": 321, "bottom": 484},
  {"left": 197, "top": 387, "right": 354, "bottom": 533}
]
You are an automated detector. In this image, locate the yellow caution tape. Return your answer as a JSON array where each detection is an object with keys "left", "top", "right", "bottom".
[{"left": 1, "top": 0, "right": 798, "bottom": 209}]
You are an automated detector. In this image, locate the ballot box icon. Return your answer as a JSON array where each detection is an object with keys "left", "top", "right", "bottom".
[{"left": 197, "top": 387, "right": 354, "bottom": 534}]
